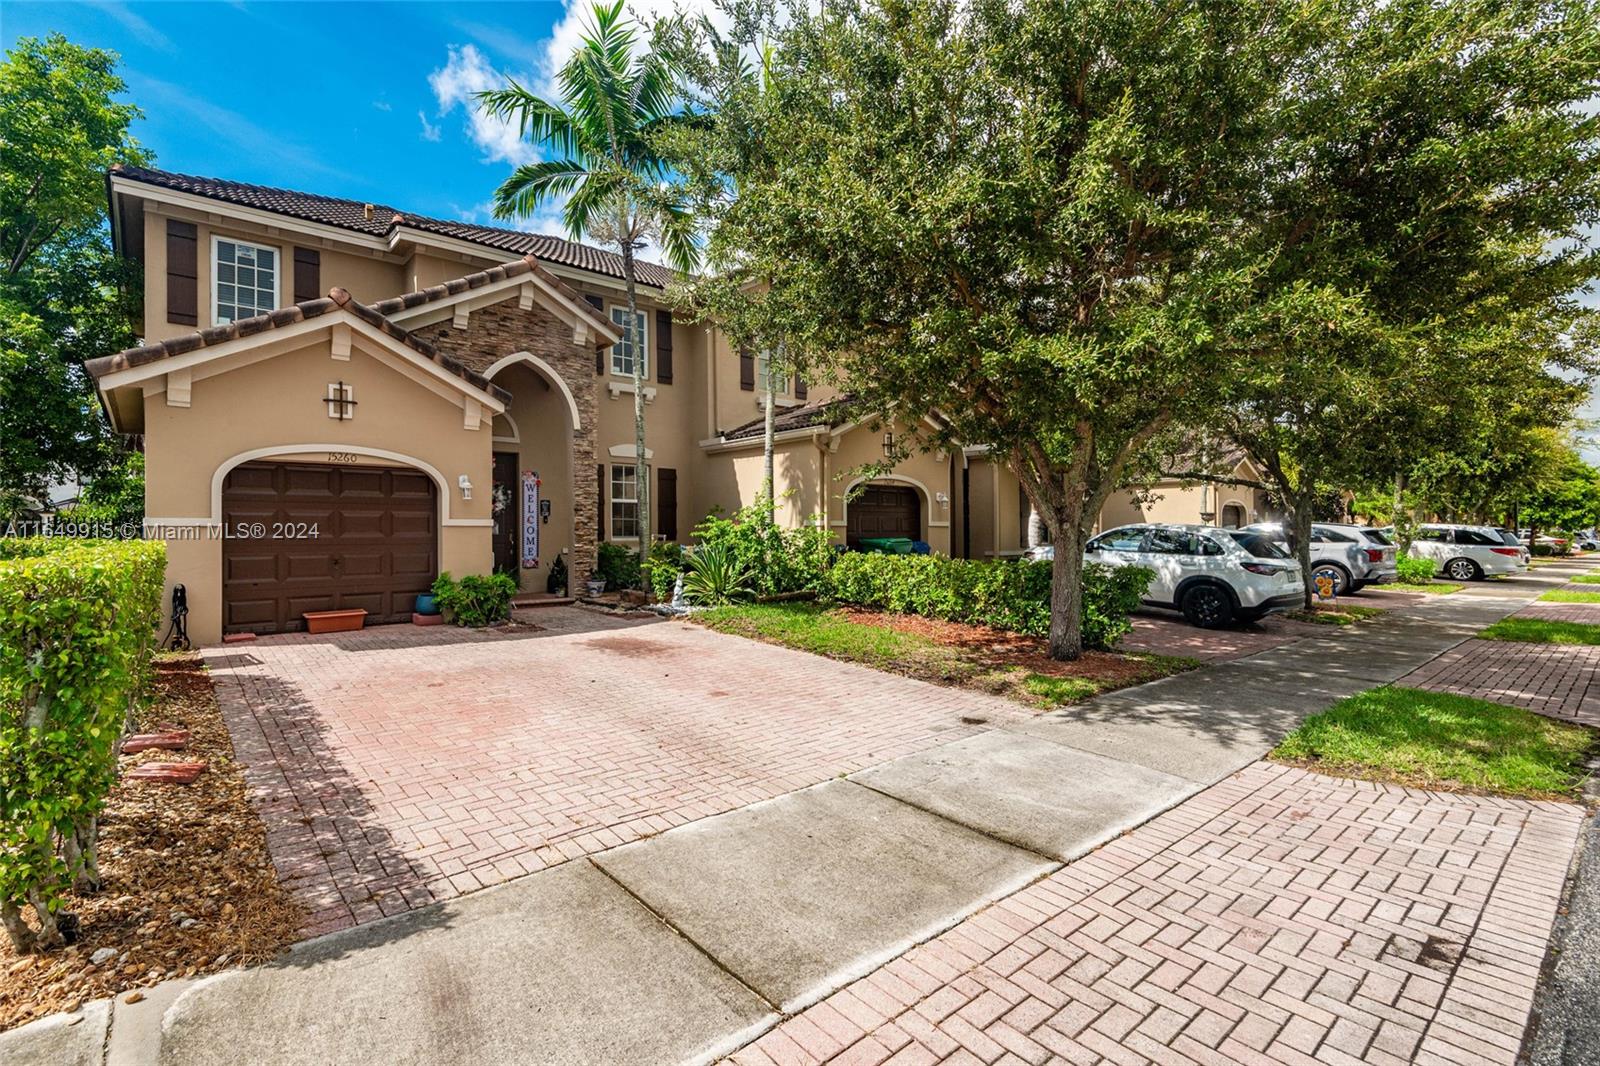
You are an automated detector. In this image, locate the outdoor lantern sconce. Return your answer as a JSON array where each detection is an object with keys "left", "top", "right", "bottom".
[
  {"left": 458, "top": 475, "right": 473, "bottom": 501},
  {"left": 935, "top": 491, "right": 950, "bottom": 508}
]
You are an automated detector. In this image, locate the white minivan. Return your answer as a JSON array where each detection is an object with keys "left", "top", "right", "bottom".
[
  {"left": 1407, "top": 524, "right": 1523, "bottom": 580},
  {"left": 1085, "top": 523, "right": 1304, "bottom": 628}
]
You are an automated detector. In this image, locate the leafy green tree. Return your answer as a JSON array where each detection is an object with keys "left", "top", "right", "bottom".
[
  {"left": 1169, "top": 0, "right": 1599, "bottom": 602},
  {"left": 671, "top": 0, "right": 1312, "bottom": 659},
  {"left": 476, "top": 1, "right": 699, "bottom": 575},
  {"left": 0, "top": 34, "right": 148, "bottom": 517},
  {"left": 1521, "top": 446, "right": 1600, "bottom": 536}
]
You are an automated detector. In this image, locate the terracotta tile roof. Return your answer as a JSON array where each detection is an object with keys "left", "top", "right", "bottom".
[
  {"left": 366, "top": 253, "right": 616, "bottom": 339},
  {"left": 84, "top": 288, "right": 512, "bottom": 406},
  {"left": 110, "top": 165, "right": 680, "bottom": 289},
  {"left": 720, "top": 398, "right": 855, "bottom": 442}
]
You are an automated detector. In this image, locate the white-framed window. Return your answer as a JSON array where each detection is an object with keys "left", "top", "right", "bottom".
[
  {"left": 610, "top": 463, "right": 640, "bottom": 539},
  {"left": 609, "top": 307, "right": 648, "bottom": 377},
  {"left": 756, "top": 350, "right": 790, "bottom": 396},
  {"left": 213, "top": 236, "right": 279, "bottom": 324}
]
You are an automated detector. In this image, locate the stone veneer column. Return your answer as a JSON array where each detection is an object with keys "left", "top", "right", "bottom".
[{"left": 425, "top": 300, "right": 601, "bottom": 595}]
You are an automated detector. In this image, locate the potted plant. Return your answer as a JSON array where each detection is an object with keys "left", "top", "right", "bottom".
[{"left": 546, "top": 553, "right": 568, "bottom": 596}]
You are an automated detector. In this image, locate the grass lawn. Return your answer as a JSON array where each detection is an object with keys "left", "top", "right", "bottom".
[
  {"left": 1285, "top": 604, "right": 1386, "bottom": 626},
  {"left": 1478, "top": 617, "right": 1600, "bottom": 645},
  {"left": 693, "top": 601, "right": 1196, "bottom": 709},
  {"left": 1381, "top": 580, "right": 1463, "bottom": 595},
  {"left": 1271, "top": 686, "right": 1593, "bottom": 799},
  {"left": 1540, "top": 588, "right": 1600, "bottom": 604},
  {"left": 1570, "top": 573, "right": 1600, "bottom": 584}
]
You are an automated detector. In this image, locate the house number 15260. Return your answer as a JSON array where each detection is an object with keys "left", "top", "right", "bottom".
[{"left": 327, "top": 452, "right": 360, "bottom": 464}]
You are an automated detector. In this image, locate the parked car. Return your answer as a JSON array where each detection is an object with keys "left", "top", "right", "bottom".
[
  {"left": 1085, "top": 523, "right": 1303, "bottom": 628},
  {"left": 1407, "top": 524, "right": 1524, "bottom": 580},
  {"left": 1024, "top": 543, "right": 1054, "bottom": 562},
  {"left": 1491, "top": 528, "right": 1531, "bottom": 571},
  {"left": 1575, "top": 530, "right": 1599, "bottom": 551},
  {"left": 1239, "top": 522, "right": 1399, "bottom": 595}
]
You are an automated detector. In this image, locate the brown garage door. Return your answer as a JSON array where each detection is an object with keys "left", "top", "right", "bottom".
[
  {"left": 222, "top": 462, "right": 437, "bottom": 634},
  {"left": 847, "top": 484, "right": 921, "bottom": 546}
]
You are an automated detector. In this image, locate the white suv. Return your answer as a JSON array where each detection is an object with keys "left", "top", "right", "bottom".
[
  {"left": 1086, "top": 523, "right": 1304, "bottom": 628},
  {"left": 1240, "top": 522, "right": 1399, "bottom": 595},
  {"left": 1408, "top": 524, "right": 1523, "bottom": 580}
]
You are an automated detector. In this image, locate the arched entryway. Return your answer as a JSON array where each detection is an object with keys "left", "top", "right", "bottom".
[
  {"left": 486, "top": 356, "right": 578, "bottom": 587},
  {"left": 1221, "top": 502, "right": 1246, "bottom": 528},
  {"left": 846, "top": 482, "right": 923, "bottom": 546}
]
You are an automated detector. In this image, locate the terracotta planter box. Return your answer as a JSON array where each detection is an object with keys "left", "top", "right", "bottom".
[{"left": 303, "top": 608, "right": 367, "bottom": 634}]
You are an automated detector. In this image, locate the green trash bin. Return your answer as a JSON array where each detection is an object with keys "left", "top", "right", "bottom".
[{"left": 856, "top": 537, "right": 917, "bottom": 555}]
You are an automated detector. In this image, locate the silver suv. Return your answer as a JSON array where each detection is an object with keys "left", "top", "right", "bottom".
[{"left": 1241, "top": 522, "right": 1398, "bottom": 595}]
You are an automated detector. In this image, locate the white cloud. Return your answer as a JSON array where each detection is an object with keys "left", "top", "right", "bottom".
[
  {"left": 96, "top": 2, "right": 176, "bottom": 53},
  {"left": 418, "top": 110, "right": 442, "bottom": 142},
  {"left": 372, "top": 100, "right": 393, "bottom": 112},
  {"left": 427, "top": 44, "right": 539, "bottom": 166},
  {"left": 533, "top": 0, "right": 734, "bottom": 99}
]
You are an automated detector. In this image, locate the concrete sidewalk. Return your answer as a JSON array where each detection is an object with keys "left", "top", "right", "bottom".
[{"left": 3, "top": 561, "right": 1586, "bottom": 1065}]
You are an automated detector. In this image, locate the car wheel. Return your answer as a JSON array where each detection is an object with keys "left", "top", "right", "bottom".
[
  {"left": 1181, "top": 584, "right": 1235, "bottom": 629},
  {"left": 1444, "top": 557, "right": 1482, "bottom": 581},
  {"left": 1312, "top": 563, "right": 1353, "bottom": 597}
]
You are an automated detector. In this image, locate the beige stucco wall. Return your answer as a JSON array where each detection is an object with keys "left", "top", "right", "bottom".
[
  {"left": 141, "top": 332, "right": 494, "bottom": 643},
  {"left": 140, "top": 207, "right": 409, "bottom": 343}
]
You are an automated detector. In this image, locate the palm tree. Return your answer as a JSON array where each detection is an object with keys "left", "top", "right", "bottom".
[{"left": 477, "top": 0, "right": 699, "bottom": 577}]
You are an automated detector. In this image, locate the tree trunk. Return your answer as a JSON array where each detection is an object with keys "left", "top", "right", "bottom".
[
  {"left": 762, "top": 347, "right": 777, "bottom": 523},
  {"left": 620, "top": 225, "right": 649, "bottom": 584},
  {"left": 1047, "top": 527, "right": 1086, "bottom": 661},
  {"left": 26, "top": 888, "right": 62, "bottom": 951},
  {"left": 1, "top": 900, "right": 35, "bottom": 954},
  {"left": 1392, "top": 470, "right": 1411, "bottom": 552},
  {"left": 1291, "top": 493, "right": 1316, "bottom": 609}
]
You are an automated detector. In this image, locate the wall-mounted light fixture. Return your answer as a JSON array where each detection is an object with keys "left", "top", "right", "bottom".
[
  {"left": 458, "top": 475, "right": 473, "bottom": 501},
  {"left": 935, "top": 491, "right": 950, "bottom": 508}
]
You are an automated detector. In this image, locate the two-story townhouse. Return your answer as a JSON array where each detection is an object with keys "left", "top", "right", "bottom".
[
  {"left": 85, "top": 165, "right": 1270, "bottom": 643},
  {"left": 86, "top": 166, "right": 968, "bottom": 643}
]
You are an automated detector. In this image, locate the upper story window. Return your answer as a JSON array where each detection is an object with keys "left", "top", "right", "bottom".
[
  {"left": 756, "top": 350, "right": 790, "bottom": 396},
  {"left": 214, "top": 237, "right": 278, "bottom": 324},
  {"left": 609, "top": 307, "right": 648, "bottom": 378}
]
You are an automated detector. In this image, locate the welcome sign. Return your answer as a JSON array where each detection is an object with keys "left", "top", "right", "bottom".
[{"left": 522, "top": 471, "right": 540, "bottom": 569}]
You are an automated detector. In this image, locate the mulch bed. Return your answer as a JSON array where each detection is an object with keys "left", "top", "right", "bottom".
[
  {"left": 836, "top": 608, "right": 1174, "bottom": 688},
  {"left": 0, "top": 655, "right": 302, "bottom": 1031}
]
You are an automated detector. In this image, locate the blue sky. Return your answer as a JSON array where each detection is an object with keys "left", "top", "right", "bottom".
[{"left": 0, "top": 1, "right": 691, "bottom": 234}]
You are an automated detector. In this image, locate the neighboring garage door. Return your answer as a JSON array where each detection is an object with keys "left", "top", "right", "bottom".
[
  {"left": 846, "top": 484, "right": 921, "bottom": 546},
  {"left": 221, "top": 462, "right": 437, "bottom": 634}
]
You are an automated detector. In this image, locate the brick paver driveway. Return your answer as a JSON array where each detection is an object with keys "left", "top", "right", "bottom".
[
  {"left": 734, "top": 762, "right": 1581, "bottom": 1066},
  {"left": 206, "top": 608, "right": 1025, "bottom": 936},
  {"left": 1397, "top": 573, "right": 1600, "bottom": 727}
]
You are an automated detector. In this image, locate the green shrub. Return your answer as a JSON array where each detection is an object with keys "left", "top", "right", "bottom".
[
  {"left": 691, "top": 498, "right": 834, "bottom": 597},
  {"left": 682, "top": 543, "right": 757, "bottom": 606},
  {"left": 596, "top": 542, "right": 643, "bottom": 592},
  {"left": 0, "top": 537, "right": 165, "bottom": 952},
  {"left": 645, "top": 541, "right": 686, "bottom": 601},
  {"left": 1396, "top": 555, "right": 1436, "bottom": 582},
  {"left": 826, "top": 554, "right": 1151, "bottom": 650},
  {"left": 430, "top": 571, "right": 517, "bottom": 626}
]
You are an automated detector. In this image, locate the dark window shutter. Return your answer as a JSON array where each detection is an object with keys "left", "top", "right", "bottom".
[
  {"left": 166, "top": 220, "right": 198, "bottom": 325},
  {"left": 739, "top": 347, "right": 755, "bottom": 391},
  {"left": 794, "top": 373, "right": 807, "bottom": 401},
  {"left": 658, "top": 468, "right": 678, "bottom": 541},
  {"left": 584, "top": 295, "right": 606, "bottom": 373},
  {"left": 293, "top": 248, "right": 321, "bottom": 303},
  {"left": 655, "top": 309, "right": 673, "bottom": 384},
  {"left": 596, "top": 464, "right": 606, "bottom": 540}
]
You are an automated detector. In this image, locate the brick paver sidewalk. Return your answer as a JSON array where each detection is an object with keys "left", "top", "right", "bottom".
[
  {"left": 1396, "top": 639, "right": 1600, "bottom": 727},
  {"left": 731, "top": 763, "right": 1581, "bottom": 1066},
  {"left": 206, "top": 610, "right": 1025, "bottom": 936}
]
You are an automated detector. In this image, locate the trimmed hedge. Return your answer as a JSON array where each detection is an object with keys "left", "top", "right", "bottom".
[
  {"left": 826, "top": 553, "right": 1151, "bottom": 650},
  {"left": 431, "top": 571, "right": 517, "bottom": 626},
  {"left": 0, "top": 537, "right": 166, "bottom": 952},
  {"left": 1396, "top": 554, "right": 1435, "bottom": 582}
]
